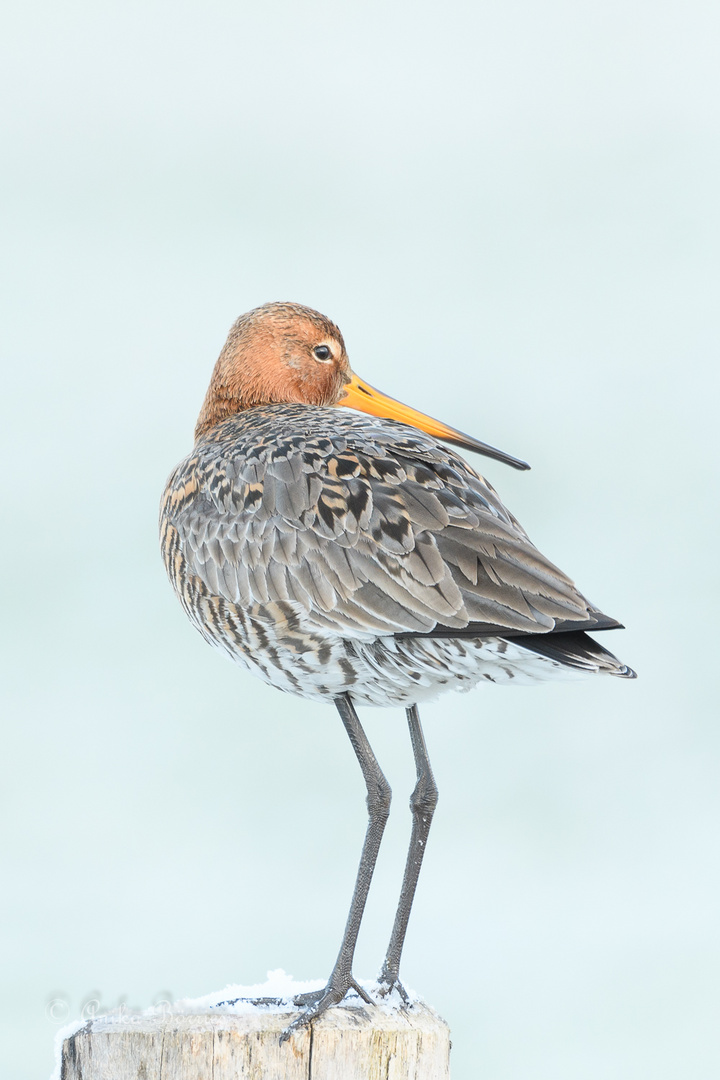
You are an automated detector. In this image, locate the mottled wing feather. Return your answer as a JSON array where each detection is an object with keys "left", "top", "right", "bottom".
[{"left": 162, "top": 406, "right": 599, "bottom": 641}]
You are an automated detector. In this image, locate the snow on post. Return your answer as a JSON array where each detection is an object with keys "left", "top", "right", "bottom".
[{"left": 56, "top": 973, "right": 451, "bottom": 1079}]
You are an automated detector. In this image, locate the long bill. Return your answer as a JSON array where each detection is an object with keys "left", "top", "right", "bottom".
[{"left": 338, "top": 372, "right": 530, "bottom": 471}]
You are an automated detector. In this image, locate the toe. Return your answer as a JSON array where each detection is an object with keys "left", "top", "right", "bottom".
[
  {"left": 375, "top": 977, "right": 409, "bottom": 1003},
  {"left": 280, "top": 973, "right": 371, "bottom": 1043}
]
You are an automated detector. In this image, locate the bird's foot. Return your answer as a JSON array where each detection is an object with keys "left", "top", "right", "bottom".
[
  {"left": 279, "top": 973, "right": 371, "bottom": 1043},
  {"left": 374, "top": 974, "right": 410, "bottom": 1004}
]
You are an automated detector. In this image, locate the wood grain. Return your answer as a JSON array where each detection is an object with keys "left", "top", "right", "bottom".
[{"left": 60, "top": 1001, "right": 451, "bottom": 1079}]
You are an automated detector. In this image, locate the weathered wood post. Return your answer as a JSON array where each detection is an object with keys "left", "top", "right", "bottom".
[{"left": 60, "top": 999, "right": 451, "bottom": 1079}]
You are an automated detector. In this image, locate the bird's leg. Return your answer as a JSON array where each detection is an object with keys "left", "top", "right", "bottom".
[
  {"left": 281, "top": 693, "right": 391, "bottom": 1041},
  {"left": 377, "top": 704, "right": 438, "bottom": 1000}
]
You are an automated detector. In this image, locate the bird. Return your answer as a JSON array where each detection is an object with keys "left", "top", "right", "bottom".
[{"left": 160, "top": 301, "right": 635, "bottom": 1035}]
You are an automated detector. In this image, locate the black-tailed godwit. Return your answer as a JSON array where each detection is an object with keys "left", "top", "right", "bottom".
[{"left": 160, "top": 301, "right": 635, "bottom": 1033}]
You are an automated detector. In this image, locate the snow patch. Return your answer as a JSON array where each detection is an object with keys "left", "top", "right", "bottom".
[
  {"left": 153, "top": 969, "right": 421, "bottom": 1016},
  {"left": 50, "top": 1018, "right": 90, "bottom": 1080}
]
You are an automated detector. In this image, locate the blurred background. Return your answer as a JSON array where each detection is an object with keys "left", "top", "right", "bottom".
[{"left": 1, "top": 1, "right": 718, "bottom": 1077}]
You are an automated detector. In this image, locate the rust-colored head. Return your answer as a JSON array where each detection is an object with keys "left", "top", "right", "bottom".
[
  {"left": 195, "top": 301, "right": 351, "bottom": 440},
  {"left": 195, "top": 301, "right": 530, "bottom": 470}
]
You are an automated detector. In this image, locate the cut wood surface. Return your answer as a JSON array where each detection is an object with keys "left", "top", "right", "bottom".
[{"left": 61, "top": 999, "right": 451, "bottom": 1079}]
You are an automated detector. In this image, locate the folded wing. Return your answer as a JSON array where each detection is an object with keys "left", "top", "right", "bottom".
[{"left": 163, "top": 408, "right": 613, "bottom": 647}]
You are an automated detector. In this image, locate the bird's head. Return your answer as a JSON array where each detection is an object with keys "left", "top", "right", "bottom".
[
  {"left": 194, "top": 301, "right": 529, "bottom": 470},
  {"left": 195, "top": 301, "right": 351, "bottom": 439}
]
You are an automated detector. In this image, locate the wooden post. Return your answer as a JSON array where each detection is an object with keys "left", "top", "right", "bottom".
[{"left": 60, "top": 1000, "right": 451, "bottom": 1079}]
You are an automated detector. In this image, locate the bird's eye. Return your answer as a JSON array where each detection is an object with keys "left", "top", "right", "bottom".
[{"left": 313, "top": 345, "right": 332, "bottom": 362}]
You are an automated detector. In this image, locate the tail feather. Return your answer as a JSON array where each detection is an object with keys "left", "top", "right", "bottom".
[{"left": 511, "top": 630, "right": 637, "bottom": 679}]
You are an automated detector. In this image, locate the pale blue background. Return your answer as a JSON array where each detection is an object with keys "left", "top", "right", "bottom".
[{"left": 1, "top": 1, "right": 718, "bottom": 1077}]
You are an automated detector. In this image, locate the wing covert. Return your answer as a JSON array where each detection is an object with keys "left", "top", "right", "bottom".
[{"left": 162, "top": 408, "right": 596, "bottom": 641}]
